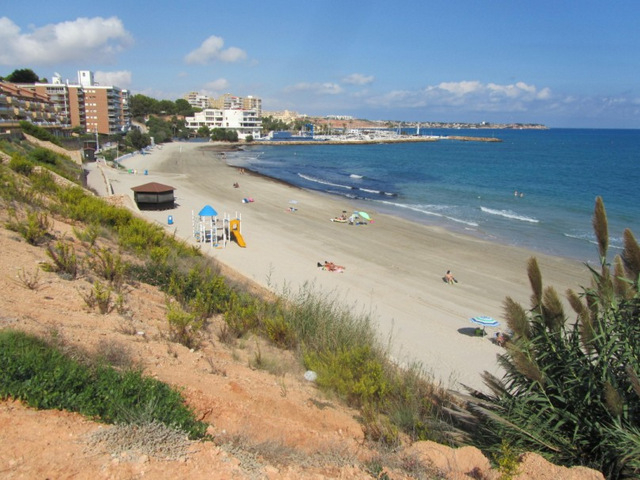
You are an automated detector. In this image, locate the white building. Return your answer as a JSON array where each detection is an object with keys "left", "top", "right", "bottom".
[
  {"left": 183, "top": 91, "right": 209, "bottom": 109},
  {"left": 185, "top": 108, "right": 262, "bottom": 140}
]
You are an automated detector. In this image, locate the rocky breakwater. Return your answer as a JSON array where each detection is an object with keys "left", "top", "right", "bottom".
[
  {"left": 445, "top": 135, "right": 502, "bottom": 142},
  {"left": 257, "top": 135, "right": 501, "bottom": 146}
]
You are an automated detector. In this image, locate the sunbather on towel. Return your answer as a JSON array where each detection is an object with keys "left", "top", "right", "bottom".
[{"left": 317, "top": 261, "right": 345, "bottom": 273}]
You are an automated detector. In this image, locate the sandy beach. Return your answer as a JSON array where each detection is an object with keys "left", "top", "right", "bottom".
[{"left": 86, "top": 141, "right": 590, "bottom": 391}]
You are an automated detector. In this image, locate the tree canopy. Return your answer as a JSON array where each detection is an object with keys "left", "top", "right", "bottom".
[
  {"left": 3, "top": 68, "right": 43, "bottom": 83},
  {"left": 125, "top": 128, "right": 151, "bottom": 151},
  {"left": 129, "top": 94, "right": 196, "bottom": 119}
]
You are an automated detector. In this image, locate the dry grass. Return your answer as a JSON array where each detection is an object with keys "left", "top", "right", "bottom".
[{"left": 85, "top": 421, "right": 195, "bottom": 461}]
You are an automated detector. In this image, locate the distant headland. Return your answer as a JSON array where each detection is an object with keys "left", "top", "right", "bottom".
[{"left": 254, "top": 118, "right": 546, "bottom": 144}]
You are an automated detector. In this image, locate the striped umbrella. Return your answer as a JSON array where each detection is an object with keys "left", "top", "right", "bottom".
[
  {"left": 470, "top": 316, "right": 499, "bottom": 336},
  {"left": 470, "top": 316, "right": 500, "bottom": 328}
]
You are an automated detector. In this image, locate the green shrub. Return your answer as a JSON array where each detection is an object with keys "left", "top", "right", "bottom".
[
  {"left": 361, "top": 405, "right": 400, "bottom": 447},
  {"left": 0, "top": 329, "right": 207, "bottom": 439},
  {"left": 88, "top": 247, "right": 126, "bottom": 289},
  {"left": 304, "top": 345, "right": 389, "bottom": 408},
  {"left": 29, "top": 169, "right": 60, "bottom": 194},
  {"left": 466, "top": 197, "right": 640, "bottom": 478},
  {"left": 223, "top": 292, "right": 261, "bottom": 337},
  {"left": 30, "top": 147, "right": 57, "bottom": 165},
  {"left": 166, "top": 301, "right": 205, "bottom": 349},
  {"left": 73, "top": 223, "right": 100, "bottom": 247},
  {"left": 493, "top": 440, "right": 520, "bottom": 480},
  {"left": 19, "top": 121, "right": 63, "bottom": 146},
  {"left": 263, "top": 314, "right": 297, "bottom": 348},
  {"left": 5, "top": 209, "right": 52, "bottom": 245},
  {"left": 80, "top": 281, "right": 114, "bottom": 314},
  {"left": 8, "top": 154, "right": 34, "bottom": 175},
  {"left": 165, "top": 263, "right": 233, "bottom": 318},
  {"left": 43, "top": 240, "right": 80, "bottom": 279}
]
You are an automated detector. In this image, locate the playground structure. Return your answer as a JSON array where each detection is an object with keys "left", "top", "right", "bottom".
[
  {"left": 192, "top": 207, "right": 245, "bottom": 248},
  {"left": 228, "top": 218, "right": 246, "bottom": 247}
]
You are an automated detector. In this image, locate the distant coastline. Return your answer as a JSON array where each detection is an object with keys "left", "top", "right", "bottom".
[{"left": 255, "top": 134, "right": 502, "bottom": 145}]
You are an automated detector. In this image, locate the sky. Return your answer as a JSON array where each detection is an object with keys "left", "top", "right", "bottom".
[{"left": 1, "top": 1, "right": 639, "bottom": 128}]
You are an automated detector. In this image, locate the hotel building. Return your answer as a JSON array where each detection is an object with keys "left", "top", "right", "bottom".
[{"left": 184, "top": 108, "right": 262, "bottom": 140}]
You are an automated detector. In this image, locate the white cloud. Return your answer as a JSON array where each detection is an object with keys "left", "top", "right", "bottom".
[
  {"left": 343, "top": 73, "right": 374, "bottom": 86},
  {"left": 285, "top": 82, "right": 343, "bottom": 95},
  {"left": 184, "top": 36, "right": 247, "bottom": 64},
  {"left": 437, "top": 81, "right": 483, "bottom": 96},
  {"left": 0, "top": 16, "right": 133, "bottom": 65},
  {"left": 368, "top": 80, "right": 554, "bottom": 112},
  {"left": 201, "top": 78, "right": 230, "bottom": 95},
  {"left": 94, "top": 70, "right": 132, "bottom": 88}
]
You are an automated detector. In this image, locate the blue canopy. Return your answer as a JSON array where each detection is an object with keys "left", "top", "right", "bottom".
[{"left": 199, "top": 205, "right": 218, "bottom": 216}]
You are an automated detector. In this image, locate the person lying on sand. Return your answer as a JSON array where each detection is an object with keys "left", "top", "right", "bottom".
[{"left": 317, "top": 261, "right": 345, "bottom": 273}]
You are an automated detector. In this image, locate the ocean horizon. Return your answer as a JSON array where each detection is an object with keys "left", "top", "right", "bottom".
[{"left": 224, "top": 128, "right": 639, "bottom": 264}]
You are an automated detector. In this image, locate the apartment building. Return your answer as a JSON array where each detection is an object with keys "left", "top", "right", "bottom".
[
  {"left": 29, "top": 73, "right": 83, "bottom": 129},
  {"left": 184, "top": 108, "right": 262, "bottom": 139},
  {"left": 184, "top": 92, "right": 263, "bottom": 118},
  {"left": 27, "top": 71, "right": 130, "bottom": 135},
  {"left": 77, "top": 71, "right": 130, "bottom": 135},
  {"left": 0, "top": 80, "right": 63, "bottom": 126},
  {"left": 242, "top": 95, "right": 262, "bottom": 117},
  {"left": 183, "top": 91, "right": 209, "bottom": 110}
]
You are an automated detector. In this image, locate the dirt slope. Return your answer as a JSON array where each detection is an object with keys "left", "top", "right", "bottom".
[{"left": 0, "top": 209, "right": 603, "bottom": 479}]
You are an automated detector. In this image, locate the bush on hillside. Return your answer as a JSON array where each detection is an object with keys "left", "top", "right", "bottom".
[
  {"left": 0, "top": 330, "right": 208, "bottom": 439},
  {"left": 19, "top": 121, "right": 62, "bottom": 146},
  {"left": 465, "top": 197, "right": 640, "bottom": 479},
  {"left": 30, "top": 147, "right": 58, "bottom": 165}
]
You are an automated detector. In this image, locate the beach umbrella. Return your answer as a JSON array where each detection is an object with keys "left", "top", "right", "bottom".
[
  {"left": 470, "top": 316, "right": 499, "bottom": 336},
  {"left": 358, "top": 211, "right": 371, "bottom": 221},
  {"left": 198, "top": 205, "right": 218, "bottom": 217},
  {"left": 470, "top": 316, "right": 500, "bottom": 327}
]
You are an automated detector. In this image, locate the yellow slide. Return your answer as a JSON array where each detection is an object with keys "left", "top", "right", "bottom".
[{"left": 231, "top": 229, "right": 246, "bottom": 247}]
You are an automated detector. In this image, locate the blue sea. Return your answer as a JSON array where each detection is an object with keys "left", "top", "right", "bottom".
[{"left": 224, "top": 129, "right": 639, "bottom": 263}]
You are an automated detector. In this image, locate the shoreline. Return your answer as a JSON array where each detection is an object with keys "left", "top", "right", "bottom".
[{"left": 87, "top": 141, "right": 590, "bottom": 391}]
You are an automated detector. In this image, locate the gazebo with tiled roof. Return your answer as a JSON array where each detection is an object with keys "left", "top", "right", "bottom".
[{"left": 131, "top": 182, "right": 176, "bottom": 210}]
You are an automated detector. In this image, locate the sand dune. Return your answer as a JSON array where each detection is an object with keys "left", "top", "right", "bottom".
[{"left": 86, "top": 142, "right": 590, "bottom": 391}]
